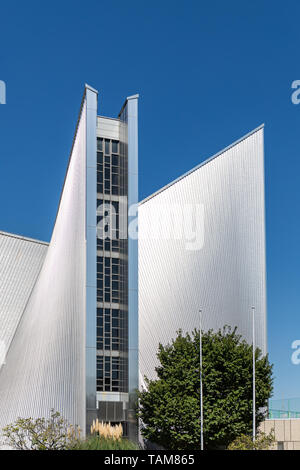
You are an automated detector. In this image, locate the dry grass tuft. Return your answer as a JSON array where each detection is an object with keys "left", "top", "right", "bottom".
[{"left": 90, "top": 419, "right": 123, "bottom": 441}]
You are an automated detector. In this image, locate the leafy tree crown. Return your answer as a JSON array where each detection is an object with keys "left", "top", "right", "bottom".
[{"left": 138, "top": 326, "right": 273, "bottom": 450}]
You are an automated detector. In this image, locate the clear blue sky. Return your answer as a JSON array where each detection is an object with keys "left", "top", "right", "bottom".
[{"left": 0, "top": 0, "right": 299, "bottom": 402}]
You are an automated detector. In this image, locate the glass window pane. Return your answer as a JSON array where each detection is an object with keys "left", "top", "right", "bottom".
[
  {"left": 112, "top": 141, "right": 119, "bottom": 153},
  {"left": 112, "top": 155, "right": 118, "bottom": 166}
]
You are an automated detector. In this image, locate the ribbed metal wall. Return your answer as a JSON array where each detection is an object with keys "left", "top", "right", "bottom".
[
  {"left": 138, "top": 127, "right": 266, "bottom": 382},
  {"left": 0, "top": 232, "right": 48, "bottom": 365},
  {"left": 0, "top": 97, "right": 87, "bottom": 432}
]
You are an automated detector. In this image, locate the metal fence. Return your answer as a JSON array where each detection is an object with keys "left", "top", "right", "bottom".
[{"left": 269, "top": 398, "right": 300, "bottom": 419}]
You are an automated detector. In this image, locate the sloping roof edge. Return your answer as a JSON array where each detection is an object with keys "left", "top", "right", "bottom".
[{"left": 139, "top": 124, "right": 264, "bottom": 205}]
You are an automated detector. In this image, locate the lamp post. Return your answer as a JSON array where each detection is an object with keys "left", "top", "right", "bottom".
[
  {"left": 199, "top": 309, "right": 204, "bottom": 450},
  {"left": 252, "top": 306, "right": 256, "bottom": 443}
]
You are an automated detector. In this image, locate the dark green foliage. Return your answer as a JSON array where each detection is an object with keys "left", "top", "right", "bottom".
[{"left": 138, "top": 326, "right": 273, "bottom": 450}]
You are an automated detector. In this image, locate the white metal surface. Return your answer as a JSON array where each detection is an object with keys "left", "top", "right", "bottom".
[
  {"left": 138, "top": 126, "right": 267, "bottom": 382},
  {"left": 85, "top": 85, "right": 98, "bottom": 432},
  {"left": 97, "top": 116, "right": 120, "bottom": 140},
  {"left": 0, "top": 232, "right": 48, "bottom": 366},
  {"left": 0, "top": 93, "right": 88, "bottom": 432}
]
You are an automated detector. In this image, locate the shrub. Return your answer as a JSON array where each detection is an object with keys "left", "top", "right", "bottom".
[
  {"left": 69, "top": 419, "right": 138, "bottom": 450},
  {"left": 228, "top": 430, "right": 275, "bottom": 450},
  {"left": 2, "top": 409, "right": 81, "bottom": 450},
  {"left": 71, "top": 435, "right": 138, "bottom": 450}
]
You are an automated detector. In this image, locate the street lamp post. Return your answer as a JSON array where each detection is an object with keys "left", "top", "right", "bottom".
[
  {"left": 199, "top": 309, "right": 204, "bottom": 450},
  {"left": 252, "top": 306, "right": 256, "bottom": 443}
]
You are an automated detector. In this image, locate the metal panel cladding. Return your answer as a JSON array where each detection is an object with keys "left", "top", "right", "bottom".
[
  {"left": 0, "top": 90, "right": 89, "bottom": 433},
  {"left": 0, "top": 232, "right": 48, "bottom": 368},
  {"left": 138, "top": 126, "right": 266, "bottom": 383}
]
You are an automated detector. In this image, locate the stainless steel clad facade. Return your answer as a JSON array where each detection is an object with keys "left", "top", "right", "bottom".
[
  {"left": 0, "top": 232, "right": 48, "bottom": 369},
  {"left": 0, "top": 87, "right": 139, "bottom": 441},
  {"left": 95, "top": 95, "right": 139, "bottom": 442},
  {"left": 85, "top": 85, "right": 98, "bottom": 433},
  {"left": 0, "top": 88, "right": 89, "bottom": 433},
  {"left": 138, "top": 126, "right": 267, "bottom": 383},
  {"left": 0, "top": 89, "right": 265, "bottom": 444}
]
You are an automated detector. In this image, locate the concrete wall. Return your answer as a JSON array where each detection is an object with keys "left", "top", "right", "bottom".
[{"left": 260, "top": 419, "right": 300, "bottom": 450}]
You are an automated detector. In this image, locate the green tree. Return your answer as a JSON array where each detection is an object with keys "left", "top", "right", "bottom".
[{"left": 138, "top": 326, "right": 273, "bottom": 450}]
